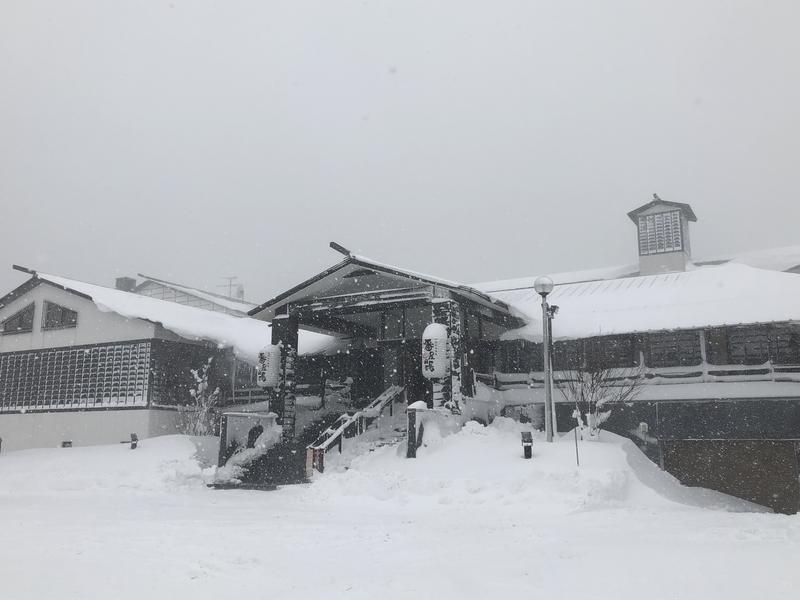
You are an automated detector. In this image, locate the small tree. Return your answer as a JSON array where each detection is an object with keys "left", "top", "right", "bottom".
[
  {"left": 185, "top": 357, "right": 222, "bottom": 436},
  {"left": 557, "top": 362, "right": 644, "bottom": 439}
]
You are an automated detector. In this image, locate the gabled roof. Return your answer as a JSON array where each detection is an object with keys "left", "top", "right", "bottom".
[
  {"left": 249, "top": 243, "right": 515, "bottom": 321},
  {"left": 136, "top": 273, "right": 256, "bottom": 314},
  {"left": 492, "top": 263, "right": 800, "bottom": 342},
  {"left": 627, "top": 195, "right": 697, "bottom": 223},
  {"left": 2, "top": 266, "right": 338, "bottom": 361}
]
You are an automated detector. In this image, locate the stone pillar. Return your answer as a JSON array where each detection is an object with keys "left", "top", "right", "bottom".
[
  {"left": 432, "top": 300, "right": 463, "bottom": 415},
  {"left": 271, "top": 313, "right": 299, "bottom": 442}
]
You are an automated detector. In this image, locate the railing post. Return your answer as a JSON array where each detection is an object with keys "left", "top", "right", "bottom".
[
  {"left": 316, "top": 448, "right": 325, "bottom": 473},
  {"left": 305, "top": 448, "right": 314, "bottom": 478}
]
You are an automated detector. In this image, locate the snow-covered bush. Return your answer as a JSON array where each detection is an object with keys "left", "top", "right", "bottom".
[
  {"left": 181, "top": 357, "right": 222, "bottom": 436},
  {"left": 558, "top": 364, "right": 643, "bottom": 439}
]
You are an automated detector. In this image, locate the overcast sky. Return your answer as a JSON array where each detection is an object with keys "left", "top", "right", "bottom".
[{"left": 1, "top": 1, "right": 798, "bottom": 302}]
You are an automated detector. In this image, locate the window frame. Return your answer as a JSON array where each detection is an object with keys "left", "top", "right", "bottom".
[
  {"left": 637, "top": 210, "right": 683, "bottom": 256},
  {"left": 1, "top": 302, "right": 36, "bottom": 336},
  {"left": 41, "top": 300, "right": 78, "bottom": 331}
]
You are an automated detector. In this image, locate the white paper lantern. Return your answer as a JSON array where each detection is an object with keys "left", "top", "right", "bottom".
[
  {"left": 421, "top": 323, "right": 449, "bottom": 380},
  {"left": 256, "top": 345, "right": 282, "bottom": 388}
]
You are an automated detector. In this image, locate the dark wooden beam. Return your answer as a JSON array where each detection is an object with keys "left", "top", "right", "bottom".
[{"left": 300, "top": 312, "right": 376, "bottom": 338}]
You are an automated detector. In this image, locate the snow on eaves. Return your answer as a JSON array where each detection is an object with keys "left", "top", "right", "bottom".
[
  {"left": 37, "top": 272, "right": 338, "bottom": 363},
  {"left": 492, "top": 263, "right": 800, "bottom": 342}
]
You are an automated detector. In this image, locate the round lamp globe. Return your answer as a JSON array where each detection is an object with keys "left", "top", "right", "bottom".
[{"left": 533, "top": 276, "right": 554, "bottom": 296}]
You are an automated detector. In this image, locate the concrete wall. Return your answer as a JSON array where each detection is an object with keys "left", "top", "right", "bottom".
[
  {"left": 0, "top": 283, "right": 156, "bottom": 353},
  {"left": 0, "top": 409, "right": 182, "bottom": 453}
]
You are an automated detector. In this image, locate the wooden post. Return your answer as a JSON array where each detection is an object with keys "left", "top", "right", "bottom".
[
  {"left": 433, "top": 300, "right": 463, "bottom": 415},
  {"left": 407, "top": 409, "right": 417, "bottom": 458},
  {"left": 271, "top": 312, "right": 300, "bottom": 443},
  {"left": 217, "top": 414, "right": 229, "bottom": 467}
]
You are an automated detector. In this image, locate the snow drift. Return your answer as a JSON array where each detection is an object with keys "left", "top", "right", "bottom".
[{"left": 306, "top": 417, "right": 760, "bottom": 513}]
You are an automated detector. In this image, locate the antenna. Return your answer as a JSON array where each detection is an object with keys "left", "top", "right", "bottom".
[{"left": 217, "top": 276, "right": 238, "bottom": 298}]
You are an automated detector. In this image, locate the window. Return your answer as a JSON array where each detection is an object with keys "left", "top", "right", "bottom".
[
  {"left": 586, "top": 335, "right": 639, "bottom": 369},
  {"left": 768, "top": 325, "right": 800, "bottom": 365},
  {"left": 465, "top": 312, "right": 481, "bottom": 341},
  {"left": 646, "top": 330, "right": 701, "bottom": 367},
  {"left": 727, "top": 326, "right": 770, "bottom": 365},
  {"left": 404, "top": 305, "right": 431, "bottom": 339},
  {"left": 638, "top": 210, "right": 683, "bottom": 256},
  {"left": 382, "top": 308, "right": 404, "bottom": 340},
  {"left": 705, "top": 325, "right": 800, "bottom": 366},
  {"left": 0, "top": 341, "right": 151, "bottom": 411},
  {"left": 553, "top": 340, "right": 583, "bottom": 370},
  {"left": 42, "top": 301, "right": 78, "bottom": 330},
  {"left": 1, "top": 303, "right": 35, "bottom": 335}
]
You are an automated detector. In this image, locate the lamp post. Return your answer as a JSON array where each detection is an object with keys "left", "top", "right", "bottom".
[{"left": 534, "top": 276, "right": 556, "bottom": 442}]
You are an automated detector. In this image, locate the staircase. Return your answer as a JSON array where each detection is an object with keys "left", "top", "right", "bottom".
[
  {"left": 306, "top": 385, "right": 405, "bottom": 475},
  {"left": 221, "top": 386, "right": 406, "bottom": 488}
]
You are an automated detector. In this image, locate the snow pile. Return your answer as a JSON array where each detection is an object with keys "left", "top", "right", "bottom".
[
  {"left": 0, "top": 435, "right": 217, "bottom": 495},
  {"left": 307, "top": 418, "right": 759, "bottom": 513}
]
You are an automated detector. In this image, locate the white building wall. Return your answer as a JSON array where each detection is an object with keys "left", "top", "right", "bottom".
[
  {"left": 0, "top": 408, "right": 183, "bottom": 453},
  {"left": 0, "top": 283, "right": 157, "bottom": 353}
]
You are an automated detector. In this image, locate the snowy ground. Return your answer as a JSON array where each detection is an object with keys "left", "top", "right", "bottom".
[{"left": 0, "top": 421, "right": 798, "bottom": 600}]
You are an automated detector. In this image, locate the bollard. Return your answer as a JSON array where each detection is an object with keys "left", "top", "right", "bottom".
[
  {"left": 120, "top": 433, "right": 138, "bottom": 449},
  {"left": 521, "top": 431, "right": 533, "bottom": 459}
]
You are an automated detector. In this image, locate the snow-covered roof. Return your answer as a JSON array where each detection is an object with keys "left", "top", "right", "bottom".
[
  {"left": 474, "top": 245, "right": 800, "bottom": 292},
  {"left": 696, "top": 244, "right": 800, "bottom": 273},
  {"left": 473, "top": 263, "right": 639, "bottom": 292},
  {"left": 490, "top": 263, "right": 800, "bottom": 341},
  {"left": 18, "top": 270, "right": 339, "bottom": 362},
  {"left": 137, "top": 273, "right": 256, "bottom": 314}
]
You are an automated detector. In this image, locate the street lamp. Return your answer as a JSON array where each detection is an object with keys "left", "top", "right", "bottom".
[{"left": 534, "top": 276, "right": 557, "bottom": 442}]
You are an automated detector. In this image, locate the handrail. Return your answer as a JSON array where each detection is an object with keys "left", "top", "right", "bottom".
[
  {"left": 306, "top": 385, "right": 404, "bottom": 475},
  {"left": 308, "top": 385, "right": 404, "bottom": 451}
]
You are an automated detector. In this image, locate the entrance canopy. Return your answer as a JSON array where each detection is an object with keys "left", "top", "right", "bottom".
[{"left": 249, "top": 243, "right": 522, "bottom": 339}]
